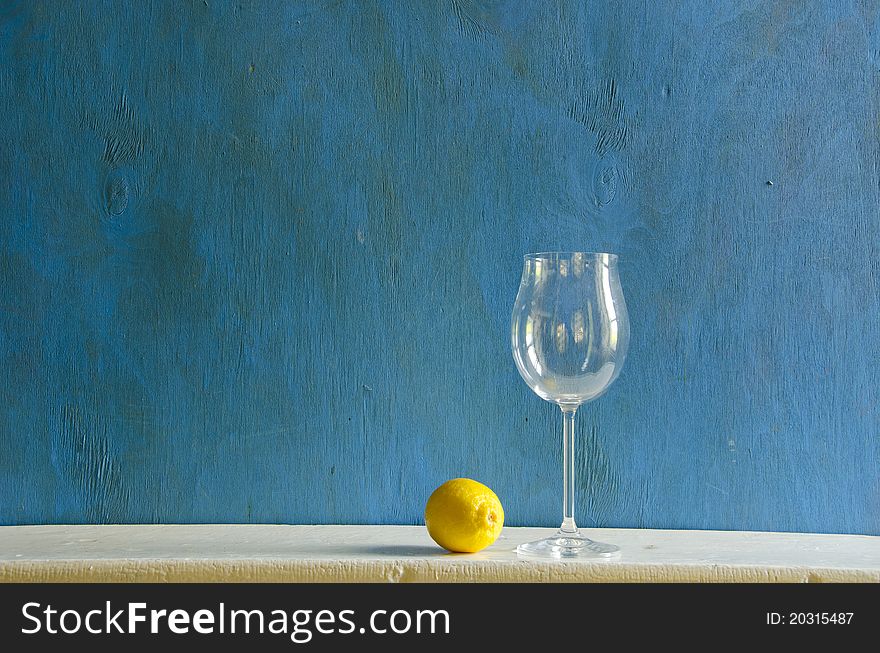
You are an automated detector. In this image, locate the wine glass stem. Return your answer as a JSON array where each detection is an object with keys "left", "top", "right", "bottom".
[{"left": 561, "top": 405, "right": 578, "bottom": 534}]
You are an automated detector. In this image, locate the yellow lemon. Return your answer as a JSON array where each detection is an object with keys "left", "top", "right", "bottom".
[{"left": 424, "top": 478, "right": 504, "bottom": 553}]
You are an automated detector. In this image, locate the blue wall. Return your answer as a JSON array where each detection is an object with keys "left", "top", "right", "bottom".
[{"left": 1, "top": 0, "right": 878, "bottom": 534}]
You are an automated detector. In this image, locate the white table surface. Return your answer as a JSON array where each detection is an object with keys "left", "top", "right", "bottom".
[{"left": 1, "top": 525, "right": 877, "bottom": 582}]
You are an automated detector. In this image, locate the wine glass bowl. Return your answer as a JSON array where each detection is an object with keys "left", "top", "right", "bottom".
[
  {"left": 511, "top": 252, "right": 629, "bottom": 558},
  {"left": 512, "top": 252, "right": 628, "bottom": 406}
]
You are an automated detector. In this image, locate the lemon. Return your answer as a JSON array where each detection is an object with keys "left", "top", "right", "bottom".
[{"left": 424, "top": 478, "right": 504, "bottom": 553}]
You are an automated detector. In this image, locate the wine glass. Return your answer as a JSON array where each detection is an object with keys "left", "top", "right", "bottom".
[{"left": 511, "top": 252, "right": 629, "bottom": 558}]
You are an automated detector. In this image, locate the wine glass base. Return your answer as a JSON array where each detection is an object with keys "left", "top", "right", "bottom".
[{"left": 516, "top": 531, "right": 620, "bottom": 559}]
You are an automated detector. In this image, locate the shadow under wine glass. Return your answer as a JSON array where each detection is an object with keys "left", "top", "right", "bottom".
[{"left": 511, "top": 252, "right": 629, "bottom": 558}]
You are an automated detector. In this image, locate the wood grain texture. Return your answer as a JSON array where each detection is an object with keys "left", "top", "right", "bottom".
[{"left": 0, "top": 0, "right": 878, "bottom": 534}]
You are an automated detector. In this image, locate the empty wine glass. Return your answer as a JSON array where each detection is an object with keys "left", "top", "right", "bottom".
[{"left": 511, "top": 252, "right": 629, "bottom": 558}]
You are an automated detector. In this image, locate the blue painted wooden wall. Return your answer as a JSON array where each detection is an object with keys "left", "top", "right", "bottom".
[{"left": 1, "top": 0, "right": 878, "bottom": 534}]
